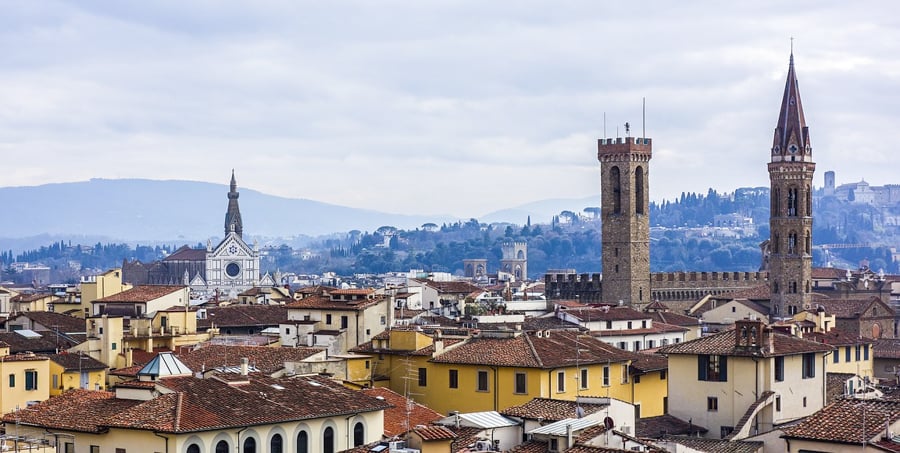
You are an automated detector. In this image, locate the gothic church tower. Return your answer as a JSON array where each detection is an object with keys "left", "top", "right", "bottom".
[
  {"left": 598, "top": 134, "right": 652, "bottom": 306},
  {"left": 768, "top": 53, "right": 815, "bottom": 316}
]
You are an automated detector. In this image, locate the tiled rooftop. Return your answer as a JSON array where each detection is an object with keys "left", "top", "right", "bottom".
[
  {"left": 874, "top": 339, "right": 900, "bottom": 359},
  {"left": 95, "top": 285, "right": 186, "bottom": 303},
  {"left": 177, "top": 344, "right": 323, "bottom": 375},
  {"left": 360, "top": 387, "right": 443, "bottom": 436},
  {"left": 657, "top": 325, "right": 833, "bottom": 357},
  {"left": 656, "top": 435, "right": 763, "bottom": 453},
  {"left": 636, "top": 414, "right": 707, "bottom": 438},
  {"left": 7, "top": 311, "right": 87, "bottom": 333},
  {"left": 432, "top": 330, "right": 634, "bottom": 368},
  {"left": 197, "top": 304, "right": 289, "bottom": 329},
  {"left": 563, "top": 307, "right": 651, "bottom": 322},
  {"left": 500, "top": 397, "right": 607, "bottom": 421},
  {"left": 286, "top": 294, "right": 385, "bottom": 311},
  {"left": 49, "top": 352, "right": 107, "bottom": 371},
  {"left": 782, "top": 398, "right": 900, "bottom": 444}
]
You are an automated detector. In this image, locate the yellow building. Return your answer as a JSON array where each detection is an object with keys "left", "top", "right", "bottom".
[
  {"left": 48, "top": 352, "right": 108, "bottom": 396},
  {"left": 2, "top": 352, "right": 390, "bottom": 453},
  {"left": 0, "top": 346, "right": 50, "bottom": 415},
  {"left": 9, "top": 293, "right": 59, "bottom": 314},
  {"left": 355, "top": 328, "right": 664, "bottom": 417},
  {"left": 78, "top": 268, "right": 132, "bottom": 318}
]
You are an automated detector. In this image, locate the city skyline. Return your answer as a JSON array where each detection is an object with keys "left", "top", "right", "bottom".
[{"left": 2, "top": 1, "right": 899, "bottom": 218}]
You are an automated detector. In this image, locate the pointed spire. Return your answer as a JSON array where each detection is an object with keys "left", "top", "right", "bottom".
[
  {"left": 772, "top": 53, "right": 811, "bottom": 158},
  {"left": 224, "top": 171, "right": 243, "bottom": 238}
]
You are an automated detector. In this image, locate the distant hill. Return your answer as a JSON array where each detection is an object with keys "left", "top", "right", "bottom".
[
  {"left": 480, "top": 195, "right": 599, "bottom": 225},
  {"left": 0, "top": 179, "right": 458, "bottom": 242}
]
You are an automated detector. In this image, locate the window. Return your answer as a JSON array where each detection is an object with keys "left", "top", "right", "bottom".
[
  {"left": 341, "top": 316, "right": 348, "bottom": 329},
  {"left": 477, "top": 370, "right": 489, "bottom": 392},
  {"left": 215, "top": 440, "right": 229, "bottom": 453},
  {"left": 365, "top": 360, "right": 370, "bottom": 369},
  {"left": 271, "top": 434, "right": 283, "bottom": 453},
  {"left": 833, "top": 350, "right": 839, "bottom": 363},
  {"left": 621, "top": 364, "right": 629, "bottom": 384},
  {"left": 557, "top": 371, "right": 565, "bottom": 393},
  {"left": 775, "top": 396, "right": 781, "bottom": 411},
  {"left": 618, "top": 341, "right": 627, "bottom": 350},
  {"left": 648, "top": 340, "right": 655, "bottom": 349},
  {"left": 297, "top": 431, "right": 308, "bottom": 453},
  {"left": 187, "top": 445, "right": 200, "bottom": 453},
  {"left": 774, "top": 356, "right": 784, "bottom": 382},
  {"left": 449, "top": 370, "right": 459, "bottom": 389},
  {"left": 633, "top": 340, "right": 641, "bottom": 351},
  {"left": 663, "top": 397, "right": 668, "bottom": 414},
  {"left": 115, "top": 449, "right": 126, "bottom": 453},
  {"left": 606, "top": 321, "right": 613, "bottom": 329},
  {"left": 660, "top": 370, "right": 667, "bottom": 380},
  {"left": 803, "top": 396, "right": 807, "bottom": 407},
  {"left": 326, "top": 314, "right": 332, "bottom": 324},
  {"left": 864, "top": 345, "right": 870, "bottom": 360},
  {"left": 380, "top": 315, "right": 386, "bottom": 325},
  {"left": 845, "top": 346, "right": 851, "bottom": 362},
  {"left": 353, "top": 422, "right": 365, "bottom": 447},
  {"left": 802, "top": 353, "right": 816, "bottom": 379},
  {"left": 243, "top": 437, "right": 256, "bottom": 453},
  {"left": 698, "top": 355, "right": 727, "bottom": 381},
  {"left": 25, "top": 370, "right": 37, "bottom": 391},
  {"left": 602, "top": 366, "right": 610, "bottom": 386},
  {"left": 418, "top": 368, "right": 427, "bottom": 387},
  {"left": 633, "top": 374, "right": 641, "bottom": 384},
  {"left": 65, "top": 444, "right": 75, "bottom": 453},
  {"left": 611, "top": 166, "right": 621, "bottom": 214},
  {"left": 720, "top": 426, "right": 734, "bottom": 439},
  {"left": 627, "top": 321, "right": 633, "bottom": 329},
  {"left": 91, "top": 447, "right": 100, "bottom": 453},
  {"left": 707, "top": 397, "right": 718, "bottom": 411},
  {"left": 514, "top": 372, "right": 527, "bottom": 394},
  {"left": 635, "top": 167, "right": 645, "bottom": 214},
  {"left": 634, "top": 404, "right": 641, "bottom": 419},
  {"left": 8, "top": 374, "right": 13, "bottom": 388},
  {"left": 641, "top": 320, "right": 647, "bottom": 329},
  {"left": 323, "top": 427, "right": 334, "bottom": 453},
  {"left": 856, "top": 345, "right": 861, "bottom": 361},
  {"left": 579, "top": 368, "right": 588, "bottom": 389}
]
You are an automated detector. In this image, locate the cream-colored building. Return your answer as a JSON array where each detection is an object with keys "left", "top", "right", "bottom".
[
  {"left": 281, "top": 288, "right": 390, "bottom": 354},
  {"left": 91, "top": 285, "right": 189, "bottom": 317},
  {"left": 2, "top": 352, "right": 390, "bottom": 453},
  {"left": 658, "top": 319, "right": 833, "bottom": 442},
  {"left": 79, "top": 268, "right": 132, "bottom": 318}
]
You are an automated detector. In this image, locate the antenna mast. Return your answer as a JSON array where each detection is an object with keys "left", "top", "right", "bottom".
[{"left": 642, "top": 98, "right": 646, "bottom": 139}]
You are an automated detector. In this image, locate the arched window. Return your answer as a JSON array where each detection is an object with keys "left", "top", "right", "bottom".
[
  {"left": 635, "top": 166, "right": 645, "bottom": 215},
  {"left": 323, "top": 427, "right": 335, "bottom": 453},
  {"left": 788, "top": 232, "right": 797, "bottom": 254},
  {"left": 610, "top": 166, "right": 621, "bottom": 214},
  {"left": 805, "top": 231, "right": 811, "bottom": 254},
  {"left": 297, "top": 431, "right": 309, "bottom": 453},
  {"left": 788, "top": 187, "right": 798, "bottom": 216},
  {"left": 271, "top": 434, "right": 283, "bottom": 453},
  {"left": 187, "top": 445, "right": 201, "bottom": 453},
  {"left": 354, "top": 422, "right": 365, "bottom": 447},
  {"left": 243, "top": 437, "right": 256, "bottom": 453},
  {"left": 215, "top": 441, "right": 229, "bottom": 453}
]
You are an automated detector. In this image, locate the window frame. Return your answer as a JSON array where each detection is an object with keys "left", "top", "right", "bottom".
[
  {"left": 476, "top": 370, "right": 489, "bottom": 392},
  {"left": 514, "top": 372, "right": 527, "bottom": 394}
]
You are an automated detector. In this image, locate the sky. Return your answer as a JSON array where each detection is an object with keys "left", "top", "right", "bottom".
[{"left": 2, "top": 1, "right": 899, "bottom": 219}]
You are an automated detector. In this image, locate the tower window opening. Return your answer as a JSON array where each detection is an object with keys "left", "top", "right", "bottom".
[
  {"left": 788, "top": 187, "right": 799, "bottom": 217},
  {"left": 788, "top": 232, "right": 797, "bottom": 254},
  {"left": 611, "top": 166, "right": 622, "bottom": 214},
  {"left": 635, "top": 167, "right": 645, "bottom": 215}
]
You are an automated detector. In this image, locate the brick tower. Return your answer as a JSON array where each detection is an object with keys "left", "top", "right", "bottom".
[
  {"left": 768, "top": 53, "right": 815, "bottom": 317},
  {"left": 598, "top": 134, "right": 652, "bottom": 306}
]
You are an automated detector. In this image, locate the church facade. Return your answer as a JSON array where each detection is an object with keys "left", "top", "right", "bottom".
[{"left": 123, "top": 172, "right": 266, "bottom": 299}]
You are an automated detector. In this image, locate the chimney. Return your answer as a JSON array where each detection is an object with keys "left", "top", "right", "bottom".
[
  {"left": 433, "top": 339, "right": 444, "bottom": 356},
  {"left": 240, "top": 357, "right": 249, "bottom": 376},
  {"left": 766, "top": 327, "right": 775, "bottom": 354}
]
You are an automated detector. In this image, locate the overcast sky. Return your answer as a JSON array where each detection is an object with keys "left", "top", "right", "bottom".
[{"left": 2, "top": 1, "right": 899, "bottom": 218}]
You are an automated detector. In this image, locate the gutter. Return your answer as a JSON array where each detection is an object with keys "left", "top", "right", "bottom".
[{"left": 153, "top": 431, "right": 170, "bottom": 453}]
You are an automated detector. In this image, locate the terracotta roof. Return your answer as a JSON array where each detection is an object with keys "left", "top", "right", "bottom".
[
  {"left": 49, "top": 352, "right": 107, "bottom": 371},
  {"left": 500, "top": 397, "right": 607, "bottom": 421},
  {"left": 414, "top": 280, "right": 483, "bottom": 294},
  {"left": 0, "top": 331, "right": 73, "bottom": 354},
  {"left": 874, "top": 339, "right": 900, "bottom": 359},
  {"left": 717, "top": 284, "right": 771, "bottom": 301},
  {"left": 164, "top": 245, "right": 207, "bottom": 261},
  {"left": 554, "top": 300, "right": 589, "bottom": 309},
  {"left": 4, "top": 311, "right": 86, "bottom": 333},
  {"left": 636, "top": 414, "right": 707, "bottom": 438},
  {"left": 95, "top": 285, "right": 186, "bottom": 303},
  {"left": 285, "top": 294, "right": 385, "bottom": 311},
  {"left": 656, "top": 435, "right": 763, "bottom": 453},
  {"left": 6, "top": 375, "right": 390, "bottom": 434},
  {"left": 11, "top": 293, "right": 59, "bottom": 303},
  {"left": 648, "top": 311, "right": 699, "bottom": 328},
  {"left": 813, "top": 296, "right": 891, "bottom": 319},
  {"left": 197, "top": 304, "right": 289, "bottom": 329},
  {"left": 177, "top": 344, "right": 323, "bottom": 375},
  {"left": 329, "top": 288, "right": 376, "bottom": 296},
  {"left": 109, "top": 365, "right": 143, "bottom": 377},
  {"left": 629, "top": 352, "right": 668, "bottom": 373},
  {"left": 563, "top": 307, "right": 651, "bottom": 322},
  {"left": 803, "top": 329, "right": 874, "bottom": 347},
  {"left": 360, "top": 387, "right": 443, "bottom": 436},
  {"left": 413, "top": 425, "right": 457, "bottom": 441},
  {"left": 593, "top": 322, "right": 688, "bottom": 338},
  {"left": 657, "top": 326, "right": 833, "bottom": 357},
  {"left": 0, "top": 352, "right": 49, "bottom": 362},
  {"left": 431, "top": 330, "right": 634, "bottom": 368},
  {"left": 812, "top": 267, "right": 847, "bottom": 279},
  {"left": 522, "top": 317, "right": 583, "bottom": 331},
  {"left": 507, "top": 440, "right": 549, "bottom": 453},
  {"left": 782, "top": 398, "right": 900, "bottom": 444},
  {"left": 644, "top": 300, "right": 670, "bottom": 311}
]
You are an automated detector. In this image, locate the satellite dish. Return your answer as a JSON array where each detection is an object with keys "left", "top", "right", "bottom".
[{"left": 604, "top": 416, "right": 615, "bottom": 430}]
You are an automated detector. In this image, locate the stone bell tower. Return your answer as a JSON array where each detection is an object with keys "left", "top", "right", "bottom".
[
  {"left": 598, "top": 130, "right": 651, "bottom": 306},
  {"left": 768, "top": 53, "right": 815, "bottom": 317}
]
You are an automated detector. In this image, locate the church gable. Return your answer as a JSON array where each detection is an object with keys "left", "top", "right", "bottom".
[{"left": 210, "top": 234, "right": 253, "bottom": 259}]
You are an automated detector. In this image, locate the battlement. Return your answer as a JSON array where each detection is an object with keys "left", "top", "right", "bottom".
[
  {"left": 651, "top": 271, "right": 768, "bottom": 285},
  {"left": 597, "top": 137, "right": 652, "bottom": 158}
]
